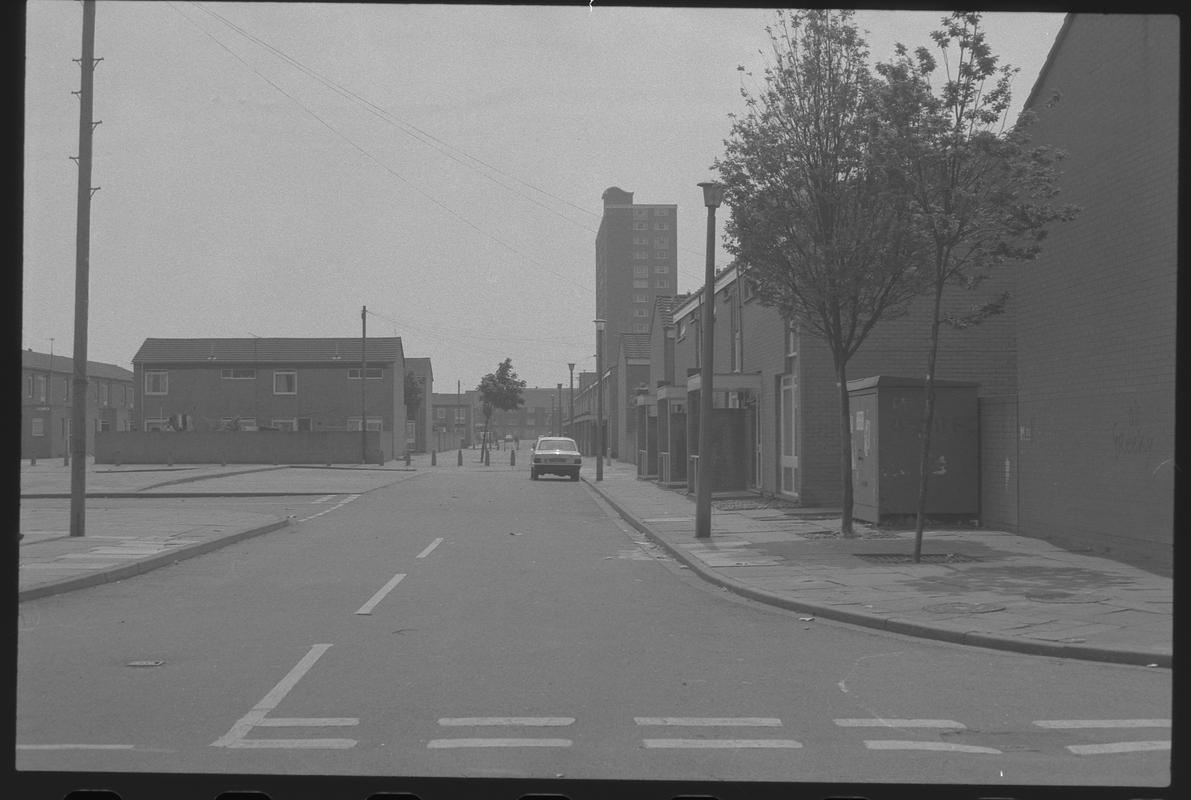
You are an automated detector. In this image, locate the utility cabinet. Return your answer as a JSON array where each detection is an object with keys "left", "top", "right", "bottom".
[{"left": 847, "top": 376, "right": 979, "bottom": 524}]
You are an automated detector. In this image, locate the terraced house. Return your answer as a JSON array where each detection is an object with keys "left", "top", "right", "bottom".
[{"left": 20, "top": 348, "right": 134, "bottom": 460}]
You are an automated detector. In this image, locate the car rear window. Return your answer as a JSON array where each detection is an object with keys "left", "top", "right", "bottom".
[{"left": 537, "top": 438, "right": 576, "bottom": 450}]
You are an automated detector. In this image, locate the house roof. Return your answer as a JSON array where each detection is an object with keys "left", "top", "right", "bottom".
[
  {"left": 651, "top": 296, "right": 676, "bottom": 329},
  {"left": 405, "top": 357, "right": 433, "bottom": 377},
  {"left": 132, "top": 337, "right": 404, "bottom": 365},
  {"left": 22, "top": 349, "right": 134, "bottom": 382},
  {"left": 1022, "top": 14, "right": 1072, "bottom": 112},
  {"left": 617, "top": 333, "right": 651, "bottom": 361}
]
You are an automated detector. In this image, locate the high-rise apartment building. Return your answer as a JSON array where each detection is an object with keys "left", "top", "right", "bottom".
[{"left": 596, "top": 187, "right": 677, "bottom": 337}]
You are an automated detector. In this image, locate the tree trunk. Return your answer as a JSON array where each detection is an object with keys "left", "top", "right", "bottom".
[
  {"left": 913, "top": 281, "right": 946, "bottom": 562},
  {"left": 836, "top": 358, "right": 855, "bottom": 537}
]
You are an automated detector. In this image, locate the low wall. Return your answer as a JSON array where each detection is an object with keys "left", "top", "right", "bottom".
[{"left": 95, "top": 431, "right": 393, "bottom": 465}]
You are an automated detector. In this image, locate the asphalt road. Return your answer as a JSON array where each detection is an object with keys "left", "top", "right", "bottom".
[{"left": 17, "top": 467, "right": 1171, "bottom": 787}]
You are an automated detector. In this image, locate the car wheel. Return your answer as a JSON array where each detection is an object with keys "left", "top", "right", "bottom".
[{"left": 570, "top": 471, "right": 580, "bottom": 482}]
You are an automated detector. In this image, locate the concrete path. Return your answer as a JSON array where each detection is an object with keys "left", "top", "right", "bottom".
[{"left": 583, "top": 459, "right": 1171, "bottom": 668}]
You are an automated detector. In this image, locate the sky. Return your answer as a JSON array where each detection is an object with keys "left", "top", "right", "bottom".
[{"left": 22, "top": 3, "right": 1067, "bottom": 392}]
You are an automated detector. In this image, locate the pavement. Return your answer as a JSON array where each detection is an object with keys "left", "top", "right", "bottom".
[{"left": 16, "top": 454, "right": 1172, "bottom": 668}]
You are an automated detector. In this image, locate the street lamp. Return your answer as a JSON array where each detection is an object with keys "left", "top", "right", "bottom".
[
  {"left": 594, "top": 319, "right": 606, "bottom": 482},
  {"left": 695, "top": 181, "right": 725, "bottom": 539},
  {"left": 567, "top": 363, "right": 575, "bottom": 439}
]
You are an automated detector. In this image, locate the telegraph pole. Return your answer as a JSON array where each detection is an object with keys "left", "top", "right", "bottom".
[
  {"left": 70, "top": 0, "right": 100, "bottom": 537},
  {"left": 361, "top": 306, "right": 367, "bottom": 464}
]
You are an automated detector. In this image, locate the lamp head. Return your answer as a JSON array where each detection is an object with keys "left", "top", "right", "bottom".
[{"left": 698, "top": 181, "right": 725, "bottom": 208}]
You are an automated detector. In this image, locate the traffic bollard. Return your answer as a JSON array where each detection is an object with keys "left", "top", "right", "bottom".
[
  {"left": 405, "top": 451, "right": 411, "bottom": 466},
  {"left": 510, "top": 450, "right": 515, "bottom": 467},
  {"left": 431, "top": 450, "right": 437, "bottom": 466},
  {"left": 457, "top": 448, "right": 463, "bottom": 466}
]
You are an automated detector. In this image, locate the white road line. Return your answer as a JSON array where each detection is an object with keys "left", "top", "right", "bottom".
[
  {"left": 1034, "top": 719, "right": 1171, "bottom": 729},
  {"left": 254, "top": 717, "right": 359, "bottom": 727},
  {"left": 211, "top": 644, "right": 358, "bottom": 749},
  {"left": 18, "top": 744, "right": 136, "bottom": 750},
  {"left": 298, "top": 494, "right": 360, "bottom": 522},
  {"left": 427, "top": 738, "right": 572, "bottom": 748},
  {"left": 437, "top": 717, "right": 574, "bottom": 726},
  {"left": 417, "top": 537, "right": 444, "bottom": 559},
  {"left": 635, "top": 717, "right": 782, "bottom": 727},
  {"left": 355, "top": 573, "right": 406, "bottom": 615},
  {"left": 312, "top": 495, "right": 335, "bottom": 503},
  {"left": 864, "top": 740, "right": 1002, "bottom": 754},
  {"left": 835, "top": 719, "right": 966, "bottom": 728},
  {"left": 1067, "top": 741, "right": 1171, "bottom": 755},
  {"left": 642, "top": 739, "right": 802, "bottom": 749}
]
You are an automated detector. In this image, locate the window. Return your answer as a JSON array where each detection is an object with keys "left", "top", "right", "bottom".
[
  {"left": 656, "top": 278, "right": 669, "bottom": 288},
  {"left": 634, "top": 265, "right": 648, "bottom": 277},
  {"left": 31, "top": 417, "right": 44, "bottom": 437},
  {"left": 297, "top": 418, "right": 312, "bottom": 431},
  {"left": 221, "top": 368, "right": 257, "bottom": 379},
  {"left": 273, "top": 371, "right": 297, "bottom": 395},
  {"left": 633, "top": 236, "right": 649, "bottom": 246},
  {"left": 144, "top": 418, "right": 167, "bottom": 432},
  {"left": 633, "top": 279, "right": 649, "bottom": 288},
  {"left": 36, "top": 375, "right": 46, "bottom": 402},
  {"left": 634, "top": 323, "right": 649, "bottom": 333},
  {"left": 786, "top": 324, "right": 798, "bottom": 357},
  {"left": 633, "top": 208, "right": 648, "bottom": 219},
  {"left": 653, "top": 263, "right": 667, "bottom": 273},
  {"left": 99, "top": 419, "right": 112, "bottom": 432},
  {"left": 99, "top": 383, "right": 108, "bottom": 406},
  {"left": 634, "top": 250, "right": 648, "bottom": 260},
  {"left": 744, "top": 278, "right": 758, "bottom": 302},
  {"left": 145, "top": 370, "right": 168, "bottom": 395},
  {"left": 654, "top": 222, "right": 669, "bottom": 230},
  {"left": 634, "top": 308, "right": 648, "bottom": 318},
  {"left": 25, "top": 375, "right": 33, "bottom": 398},
  {"left": 272, "top": 418, "right": 297, "bottom": 432},
  {"left": 436, "top": 408, "right": 446, "bottom": 420},
  {"left": 348, "top": 368, "right": 382, "bottom": 379},
  {"left": 678, "top": 320, "right": 687, "bottom": 339},
  {"left": 654, "top": 208, "right": 669, "bottom": 216},
  {"left": 348, "top": 417, "right": 382, "bottom": 431},
  {"left": 126, "top": 386, "right": 134, "bottom": 409},
  {"left": 632, "top": 222, "right": 648, "bottom": 230},
  {"left": 455, "top": 408, "right": 466, "bottom": 423},
  {"left": 655, "top": 251, "right": 668, "bottom": 260},
  {"left": 655, "top": 237, "right": 668, "bottom": 247}
]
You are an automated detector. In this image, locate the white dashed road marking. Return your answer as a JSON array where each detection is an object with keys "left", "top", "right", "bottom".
[
  {"left": 211, "top": 644, "right": 357, "bottom": 749},
  {"left": 297, "top": 494, "right": 360, "bottom": 522},
  {"left": 428, "top": 738, "right": 572, "bottom": 748},
  {"left": 643, "top": 739, "right": 802, "bottom": 749},
  {"left": 18, "top": 744, "right": 136, "bottom": 750},
  {"left": 1033, "top": 719, "right": 1170, "bottom": 728},
  {"left": 428, "top": 716, "right": 575, "bottom": 748},
  {"left": 416, "top": 537, "right": 444, "bottom": 559},
  {"left": 1067, "top": 741, "right": 1171, "bottom": 755},
  {"left": 438, "top": 717, "right": 574, "bottom": 726},
  {"left": 835, "top": 719, "right": 966, "bottom": 729},
  {"left": 635, "top": 717, "right": 782, "bottom": 727},
  {"left": 312, "top": 495, "right": 335, "bottom": 504},
  {"left": 355, "top": 573, "right": 406, "bottom": 615},
  {"left": 864, "top": 740, "right": 1002, "bottom": 754}
]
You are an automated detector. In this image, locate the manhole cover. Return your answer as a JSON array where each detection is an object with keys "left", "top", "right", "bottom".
[
  {"left": 854, "top": 552, "right": 980, "bottom": 564},
  {"left": 1025, "top": 591, "right": 1109, "bottom": 603},
  {"left": 924, "top": 602, "right": 1006, "bottom": 614}
]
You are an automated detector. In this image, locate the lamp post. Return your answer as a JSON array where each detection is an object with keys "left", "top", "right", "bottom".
[
  {"left": 567, "top": 363, "right": 575, "bottom": 439},
  {"left": 556, "top": 383, "right": 563, "bottom": 436},
  {"left": 594, "top": 319, "right": 605, "bottom": 481},
  {"left": 695, "top": 181, "right": 725, "bottom": 539}
]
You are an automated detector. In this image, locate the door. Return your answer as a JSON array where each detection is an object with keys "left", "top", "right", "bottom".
[{"left": 780, "top": 374, "right": 799, "bottom": 498}]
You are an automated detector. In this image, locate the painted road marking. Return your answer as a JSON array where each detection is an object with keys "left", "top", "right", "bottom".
[
  {"left": 864, "top": 740, "right": 1001, "bottom": 754},
  {"left": 298, "top": 494, "right": 360, "bottom": 522},
  {"left": 642, "top": 739, "right": 802, "bottom": 749},
  {"left": 438, "top": 717, "right": 574, "bottom": 726},
  {"left": 1067, "top": 741, "right": 1171, "bottom": 755},
  {"left": 355, "top": 573, "right": 406, "bottom": 615},
  {"left": 835, "top": 719, "right": 966, "bottom": 728},
  {"left": 427, "top": 738, "right": 572, "bottom": 748},
  {"left": 313, "top": 495, "right": 335, "bottom": 503},
  {"left": 18, "top": 744, "right": 136, "bottom": 750},
  {"left": 635, "top": 717, "right": 782, "bottom": 727},
  {"left": 211, "top": 643, "right": 358, "bottom": 749},
  {"left": 417, "top": 537, "right": 444, "bottom": 559},
  {"left": 1034, "top": 719, "right": 1171, "bottom": 728}
]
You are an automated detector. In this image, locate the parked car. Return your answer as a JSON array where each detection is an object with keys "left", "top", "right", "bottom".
[{"left": 530, "top": 437, "right": 582, "bottom": 481}]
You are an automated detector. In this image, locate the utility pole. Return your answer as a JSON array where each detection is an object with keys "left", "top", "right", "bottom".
[
  {"left": 556, "top": 383, "right": 563, "bottom": 436},
  {"left": 568, "top": 363, "right": 575, "bottom": 439},
  {"left": 70, "top": 0, "right": 100, "bottom": 537},
  {"left": 361, "top": 306, "right": 367, "bottom": 464}
]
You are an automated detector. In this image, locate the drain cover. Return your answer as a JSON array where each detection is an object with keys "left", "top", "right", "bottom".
[{"left": 854, "top": 552, "right": 980, "bottom": 564}]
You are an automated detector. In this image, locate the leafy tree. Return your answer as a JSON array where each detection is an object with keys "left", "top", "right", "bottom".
[
  {"left": 716, "top": 9, "right": 926, "bottom": 535},
  {"left": 476, "top": 358, "right": 526, "bottom": 461},
  {"left": 873, "top": 12, "right": 1079, "bottom": 560},
  {"left": 404, "top": 371, "right": 424, "bottom": 421}
]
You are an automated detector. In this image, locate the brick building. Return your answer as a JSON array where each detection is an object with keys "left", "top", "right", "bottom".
[
  {"left": 20, "top": 349, "right": 134, "bottom": 460},
  {"left": 404, "top": 357, "right": 434, "bottom": 453},
  {"left": 596, "top": 187, "right": 678, "bottom": 339}
]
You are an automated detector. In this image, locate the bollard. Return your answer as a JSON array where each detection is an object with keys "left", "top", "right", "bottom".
[
  {"left": 457, "top": 448, "right": 463, "bottom": 467},
  {"left": 484, "top": 448, "right": 490, "bottom": 467},
  {"left": 510, "top": 449, "right": 515, "bottom": 467},
  {"left": 405, "top": 451, "right": 411, "bottom": 466},
  {"left": 431, "top": 449, "right": 437, "bottom": 466},
  {"left": 30, "top": 455, "right": 36, "bottom": 466}
]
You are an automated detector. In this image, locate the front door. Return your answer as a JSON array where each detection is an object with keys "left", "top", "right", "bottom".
[{"left": 780, "top": 374, "right": 799, "bottom": 499}]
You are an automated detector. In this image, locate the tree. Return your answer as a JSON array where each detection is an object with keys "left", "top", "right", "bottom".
[
  {"left": 404, "top": 371, "right": 423, "bottom": 422},
  {"left": 476, "top": 358, "right": 526, "bottom": 462},
  {"left": 716, "top": 9, "right": 926, "bottom": 536},
  {"left": 873, "top": 12, "right": 1079, "bottom": 560}
]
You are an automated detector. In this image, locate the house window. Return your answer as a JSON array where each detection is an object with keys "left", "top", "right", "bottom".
[
  {"left": 36, "top": 375, "right": 46, "bottom": 402},
  {"left": 634, "top": 323, "right": 649, "bottom": 333},
  {"left": 145, "top": 371, "right": 168, "bottom": 395},
  {"left": 633, "top": 236, "right": 649, "bottom": 245},
  {"left": 786, "top": 325, "right": 798, "bottom": 357},
  {"left": 633, "top": 208, "right": 648, "bottom": 219},
  {"left": 144, "top": 418, "right": 167, "bottom": 432},
  {"left": 656, "top": 278, "right": 669, "bottom": 288},
  {"left": 436, "top": 408, "right": 446, "bottom": 420},
  {"left": 634, "top": 308, "right": 649, "bottom": 318},
  {"left": 633, "top": 279, "right": 649, "bottom": 288},
  {"left": 678, "top": 320, "right": 687, "bottom": 339},
  {"left": 126, "top": 386, "right": 134, "bottom": 409},
  {"left": 455, "top": 408, "right": 466, "bottom": 423},
  {"left": 221, "top": 368, "right": 257, "bottom": 379},
  {"left": 25, "top": 375, "right": 33, "bottom": 398},
  {"left": 273, "top": 418, "right": 297, "bottom": 432},
  {"left": 634, "top": 250, "right": 648, "bottom": 260},
  {"left": 297, "top": 418, "right": 313, "bottom": 431},
  {"left": 653, "top": 263, "right": 667, "bottom": 273},
  {"left": 654, "top": 222, "right": 669, "bottom": 230},
  {"left": 348, "top": 368, "right": 382, "bottom": 380},
  {"left": 655, "top": 251, "right": 668, "bottom": 260},
  {"left": 31, "top": 417, "right": 44, "bottom": 437},
  {"left": 633, "top": 222, "right": 648, "bottom": 230},
  {"left": 634, "top": 265, "right": 648, "bottom": 277},
  {"left": 348, "top": 417, "right": 382, "bottom": 431},
  {"left": 654, "top": 208, "right": 669, "bottom": 216},
  {"left": 634, "top": 293, "right": 648, "bottom": 303},
  {"left": 273, "top": 371, "right": 297, "bottom": 395},
  {"left": 99, "top": 419, "right": 112, "bottom": 432},
  {"left": 99, "top": 383, "right": 108, "bottom": 406},
  {"left": 655, "top": 237, "right": 668, "bottom": 247}
]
